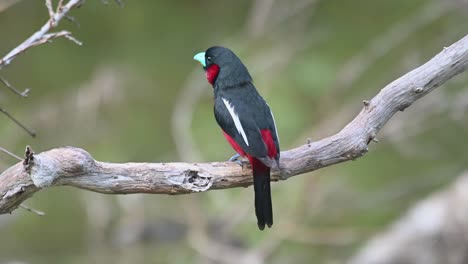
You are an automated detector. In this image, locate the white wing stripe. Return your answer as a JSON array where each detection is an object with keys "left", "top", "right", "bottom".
[
  {"left": 222, "top": 98, "right": 249, "bottom": 146},
  {"left": 269, "top": 106, "right": 280, "bottom": 144}
]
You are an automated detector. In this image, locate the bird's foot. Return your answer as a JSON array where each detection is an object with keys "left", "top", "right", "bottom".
[
  {"left": 228, "top": 153, "right": 241, "bottom": 162},
  {"left": 228, "top": 153, "right": 244, "bottom": 167}
]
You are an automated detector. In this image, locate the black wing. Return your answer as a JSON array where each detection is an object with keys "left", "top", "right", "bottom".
[{"left": 214, "top": 82, "right": 280, "bottom": 160}]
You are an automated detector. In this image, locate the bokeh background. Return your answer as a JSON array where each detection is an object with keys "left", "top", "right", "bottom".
[{"left": 1, "top": 0, "right": 468, "bottom": 263}]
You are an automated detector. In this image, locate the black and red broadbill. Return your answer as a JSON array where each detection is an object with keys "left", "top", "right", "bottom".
[{"left": 194, "top": 46, "right": 280, "bottom": 230}]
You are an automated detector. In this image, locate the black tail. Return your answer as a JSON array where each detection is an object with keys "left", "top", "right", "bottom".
[{"left": 253, "top": 163, "right": 273, "bottom": 230}]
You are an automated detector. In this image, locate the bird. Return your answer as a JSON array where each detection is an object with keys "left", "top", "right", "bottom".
[{"left": 193, "top": 46, "right": 280, "bottom": 230}]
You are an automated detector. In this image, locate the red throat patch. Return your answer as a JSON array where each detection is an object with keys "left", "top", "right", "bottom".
[{"left": 206, "top": 64, "right": 220, "bottom": 85}]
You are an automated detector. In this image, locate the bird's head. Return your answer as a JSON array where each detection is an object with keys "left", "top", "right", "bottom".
[{"left": 193, "top": 46, "right": 252, "bottom": 87}]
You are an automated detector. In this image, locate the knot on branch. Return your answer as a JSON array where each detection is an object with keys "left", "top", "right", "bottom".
[
  {"left": 166, "top": 169, "right": 213, "bottom": 193},
  {"left": 23, "top": 146, "right": 35, "bottom": 173},
  {"left": 344, "top": 140, "right": 369, "bottom": 161},
  {"left": 3, "top": 184, "right": 28, "bottom": 200},
  {"left": 29, "top": 147, "right": 95, "bottom": 188}
]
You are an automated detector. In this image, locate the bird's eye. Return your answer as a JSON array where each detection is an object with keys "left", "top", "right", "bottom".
[{"left": 207, "top": 56, "right": 212, "bottom": 62}]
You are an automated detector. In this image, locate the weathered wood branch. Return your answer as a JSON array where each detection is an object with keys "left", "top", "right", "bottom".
[{"left": 1, "top": 34, "right": 467, "bottom": 215}]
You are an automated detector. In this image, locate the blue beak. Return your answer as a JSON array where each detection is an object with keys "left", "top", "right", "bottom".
[{"left": 193, "top": 52, "right": 206, "bottom": 67}]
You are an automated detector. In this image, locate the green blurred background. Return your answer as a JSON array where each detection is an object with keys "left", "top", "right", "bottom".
[{"left": 0, "top": 0, "right": 467, "bottom": 263}]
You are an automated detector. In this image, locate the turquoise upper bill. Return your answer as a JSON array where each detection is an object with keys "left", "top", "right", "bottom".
[{"left": 193, "top": 52, "right": 206, "bottom": 67}]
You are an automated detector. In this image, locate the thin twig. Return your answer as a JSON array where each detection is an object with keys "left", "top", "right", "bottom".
[
  {"left": 31, "top": 30, "right": 82, "bottom": 47},
  {"left": 45, "top": 0, "right": 55, "bottom": 23},
  {"left": 0, "top": 107, "right": 36, "bottom": 137},
  {"left": 0, "top": 146, "right": 22, "bottom": 161},
  {"left": 0, "top": 76, "right": 30, "bottom": 97},
  {"left": 63, "top": 32, "right": 83, "bottom": 45},
  {"left": 19, "top": 204, "right": 45, "bottom": 216},
  {"left": 65, "top": 15, "right": 80, "bottom": 27},
  {"left": 57, "top": 0, "right": 65, "bottom": 12}
]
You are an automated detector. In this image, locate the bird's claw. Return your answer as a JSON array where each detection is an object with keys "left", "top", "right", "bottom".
[
  {"left": 228, "top": 153, "right": 244, "bottom": 167},
  {"left": 228, "top": 153, "right": 240, "bottom": 162}
]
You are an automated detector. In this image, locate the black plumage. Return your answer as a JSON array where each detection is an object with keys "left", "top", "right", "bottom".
[{"left": 195, "top": 46, "right": 280, "bottom": 230}]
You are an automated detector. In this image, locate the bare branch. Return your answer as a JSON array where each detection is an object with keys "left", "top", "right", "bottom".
[
  {"left": 19, "top": 204, "right": 45, "bottom": 216},
  {"left": 0, "top": 34, "right": 467, "bottom": 215},
  {"left": 0, "top": 146, "right": 22, "bottom": 161},
  {"left": 65, "top": 15, "right": 80, "bottom": 27},
  {"left": 0, "top": 0, "right": 82, "bottom": 68},
  {"left": 45, "top": 0, "right": 55, "bottom": 23},
  {"left": 0, "top": 107, "right": 36, "bottom": 137},
  {"left": 0, "top": 76, "right": 30, "bottom": 97},
  {"left": 30, "top": 30, "right": 82, "bottom": 47},
  {"left": 62, "top": 31, "right": 83, "bottom": 46},
  {"left": 57, "top": 0, "right": 65, "bottom": 12},
  {"left": 0, "top": 0, "right": 82, "bottom": 142}
]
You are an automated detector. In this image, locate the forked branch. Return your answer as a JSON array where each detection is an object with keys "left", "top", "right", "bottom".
[{"left": 0, "top": 0, "right": 83, "bottom": 69}]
